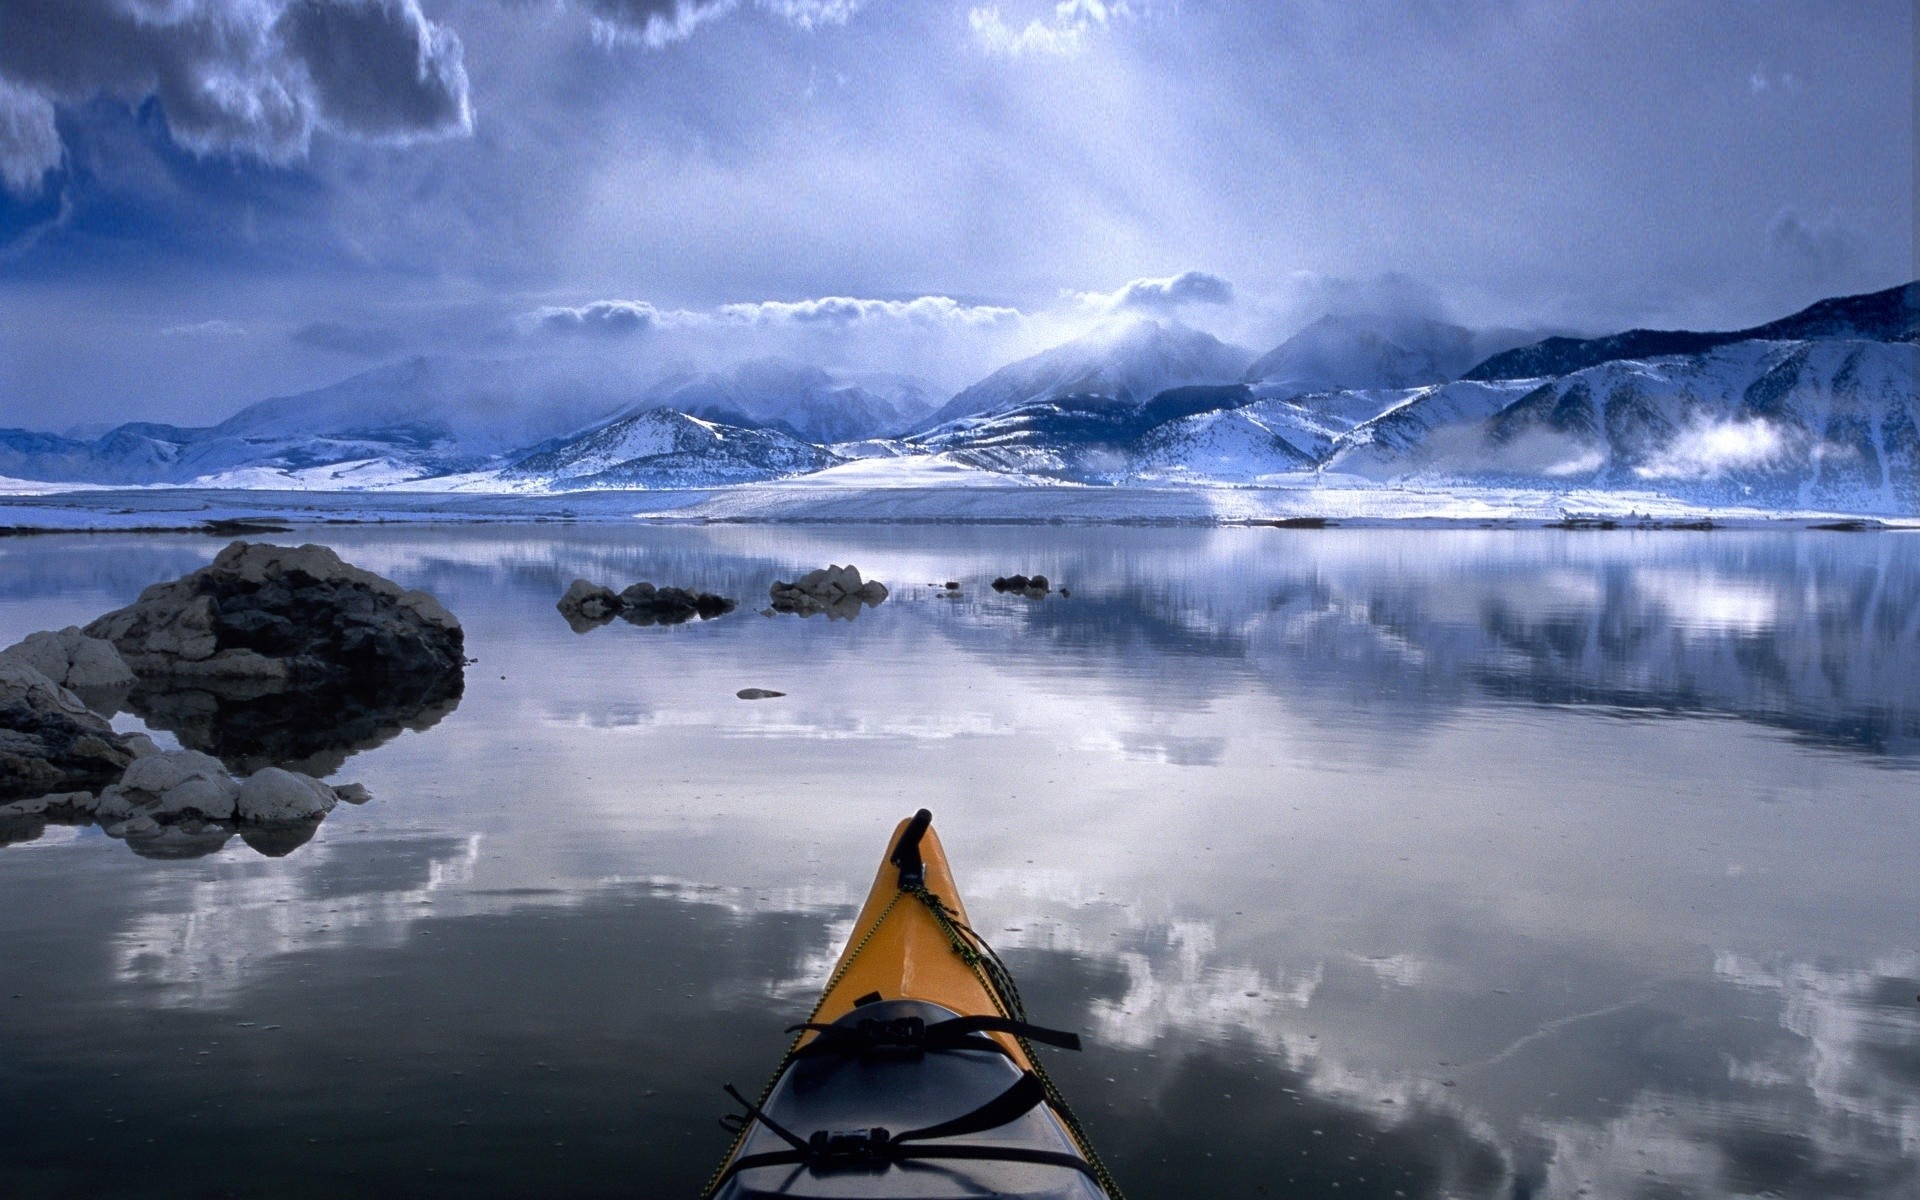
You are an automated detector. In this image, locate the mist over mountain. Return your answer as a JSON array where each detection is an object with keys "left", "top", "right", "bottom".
[
  {"left": 920, "top": 318, "right": 1254, "bottom": 429},
  {"left": 1242, "top": 314, "right": 1540, "bottom": 394},
  {"left": 505, "top": 408, "right": 836, "bottom": 489},
  {"left": 1, "top": 281, "right": 1914, "bottom": 516},
  {"left": 637, "top": 360, "right": 941, "bottom": 444}
]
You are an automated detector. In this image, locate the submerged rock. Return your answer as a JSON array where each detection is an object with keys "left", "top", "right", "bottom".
[
  {"left": 0, "top": 662, "right": 135, "bottom": 799},
  {"left": 736, "top": 688, "right": 786, "bottom": 700},
  {"left": 768, "top": 564, "right": 889, "bottom": 619}
]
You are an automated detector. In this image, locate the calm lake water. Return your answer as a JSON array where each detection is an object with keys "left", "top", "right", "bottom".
[{"left": 2, "top": 525, "right": 1916, "bottom": 1199}]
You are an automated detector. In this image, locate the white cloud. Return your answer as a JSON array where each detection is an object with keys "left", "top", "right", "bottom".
[
  {"left": 162, "top": 318, "right": 248, "bottom": 337},
  {"left": 581, "top": 0, "right": 867, "bottom": 47},
  {"left": 1072, "top": 270, "right": 1236, "bottom": 314},
  {"left": 526, "top": 293, "right": 1021, "bottom": 334},
  {"left": 0, "top": 78, "right": 62, "bottom": 197},
  {"left": 1632, "top": 419, "right": 1789, "bottom": 480},
  {"left": 718, "top": 294, "right": 1023, "bottom": 328},
  {"left": 523, "top": 298, "right": 671, "bottom": 337},
  {"left": 968, "top": 0, "right": 1133, "bottom": 58}
]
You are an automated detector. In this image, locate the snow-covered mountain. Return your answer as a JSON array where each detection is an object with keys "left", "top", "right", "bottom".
[
  {"left": 1242, "top": 314, "right": 1535, "bottom": 394},
  {"left": 1466, "top": 280, "right": 1918, "bottom": 382},
  {"left": 637, "top": 360, "right": 940, "bottom": 443},
  {"left": 504, "top": 408, "right": 837, "bottom": 488},
  {"left": 920, "top": 318, "right": 1252, "bottom": 429},
  {"left": 1328, "top": 338, "right": 1918, "bottom": 511},
  {"left": 0, "top": 356, "right": 641, "bottom": 485},
  {"left": 0, "top": 281, "right": 1913, "bottom": 514}
]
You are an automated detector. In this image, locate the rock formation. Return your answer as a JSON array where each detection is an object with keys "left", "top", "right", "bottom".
[
  {"left": 768, "top": 565, "right": 889, "bottom": 619},
  {"left": 991, "top": 574, "right": 1053, "bottom": 598},
  {"left": 77, "top": 541, "right": 465, "bottom": 774},
  {"left": 556, "top": 578, "right": 737, "bottom": 631},
  {"left": 86, "top": 541, "right": 464, "bottom": 684},
  {"left": 0, "top": 663, "right": 135, "bottom": 799}
]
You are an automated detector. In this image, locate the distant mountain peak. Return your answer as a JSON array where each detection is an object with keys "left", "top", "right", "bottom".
[
  {"left": 1464, "top": 279, "right": 1919, "bottom": 382},
  {"left": 921, "top": 318, "right": 1252, "bottom": 428}
]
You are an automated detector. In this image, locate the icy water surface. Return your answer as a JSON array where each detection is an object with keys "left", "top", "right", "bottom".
[{"left": 1, "top": 525, "right": 1916, "bottom": 1199}]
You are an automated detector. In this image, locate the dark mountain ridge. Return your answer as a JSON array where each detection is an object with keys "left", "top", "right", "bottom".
[{"left": 1465, "top": 280, "right": 1918, "bottom": 382}]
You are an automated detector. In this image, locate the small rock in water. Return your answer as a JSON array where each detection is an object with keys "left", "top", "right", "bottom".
[
  {"left": 736, "top": 688, "right": 786, "bottom": 701},
  {"left": 768, "top": 564, "right": 888, "bottom": 619},
  {"left": 991, "top": 573, "right": 1053, "bottom": 598}
]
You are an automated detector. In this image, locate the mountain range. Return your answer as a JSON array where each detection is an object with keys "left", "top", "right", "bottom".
[{"left": 2, "top": 281, "right": 1914, "bottom": 513}]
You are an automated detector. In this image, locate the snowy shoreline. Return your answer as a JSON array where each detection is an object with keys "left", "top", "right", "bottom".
[{"left": 1, "top": 480, "right": 1910, "bottom": 533}]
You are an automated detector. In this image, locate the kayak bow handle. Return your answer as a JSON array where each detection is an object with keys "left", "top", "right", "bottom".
[{"left": 889, "top": 809, "right": 934, "bottom": 890}]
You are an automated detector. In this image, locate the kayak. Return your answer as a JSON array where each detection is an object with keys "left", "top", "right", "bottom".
[{"left": 704, "top": 810, "right": 1121, "bottom": 1200}]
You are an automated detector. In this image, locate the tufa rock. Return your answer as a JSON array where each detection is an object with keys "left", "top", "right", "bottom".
[
  {"left": 559, "top": 579, "right": 736, "bottom": 630},
  {"left": 991, "top": 573, "right": 1052, "bottom": 598},
  {"left": 85, "top": 541, "right": 464, "bottom": 685},
  {"left": 235, "top": 767, "right": 339, "bottom": 823},
  {"left": 99, "top": 749, "right": 239, "bottom": 820},
  {"left": 0, "top": 626, "right": 136, "bottom": 699},
  {"left": 768, "top": 564, "right": 889, "bottom": 619},
  {"left": 0, "top": 662, "right": 135, "bottom": 799}
]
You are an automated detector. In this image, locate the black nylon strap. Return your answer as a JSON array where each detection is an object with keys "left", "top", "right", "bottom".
[
  {"left": 786, "top": 1014, "right": 1082, "bottom": 1057},
  {"left": 717, "top": 1143, "right": 1102, "bottom": 1186},
  {"left": 893, "top": 1071, "right": 1046, "bottom": 1144}
]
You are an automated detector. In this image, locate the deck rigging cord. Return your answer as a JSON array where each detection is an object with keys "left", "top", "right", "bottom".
[{"left": 700, "top": 811, "right": 1126, "bottom": 1199}]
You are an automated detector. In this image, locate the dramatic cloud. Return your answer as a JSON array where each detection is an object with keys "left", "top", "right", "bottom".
[
  {"left": 0, "top": 77, "right": 60, "bottom": 196},
  {"left": 580, "top": 0, "right": 865, "bottom": 47},
  {"left": 0, "top": 0, "right": 471, "bottom": 195},
  {"left": 276, "top": 0, "right": 471, "bottom": 141},
  {"left": 0, "top": 1, "right": 1910, "bottom": 430},
  {"left": 1075, "top": 270, "right": 1235, "bottom": 315}
]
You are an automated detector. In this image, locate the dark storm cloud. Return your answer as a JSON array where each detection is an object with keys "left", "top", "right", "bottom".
[
  {"left": 0, "top": 0, "right": 1909, "bottom": 430},
  {"left": 0, "top": 0, "right": 470, "bottom": 196},
  {"left": 275, "top": 0, "right": 471, "bottom": 140}
]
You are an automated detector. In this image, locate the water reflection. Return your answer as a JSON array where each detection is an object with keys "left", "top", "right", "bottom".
[
  {"left": 120, "top": 671, "right": 464, "bottom": 777},
  {"left": 0, "top": 526, "right": 1916, "bottom": 1198}
]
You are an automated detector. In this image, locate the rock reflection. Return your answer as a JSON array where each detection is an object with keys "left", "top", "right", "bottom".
[{"left": 121, "top": 670, "right": 463, "bottom": 777}]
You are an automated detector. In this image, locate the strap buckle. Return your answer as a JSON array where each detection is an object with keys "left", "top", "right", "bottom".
[
  {"left": 807, "top": 1127, "right": 892, "bottom": 1163},
  {"left": 855, "top": 1015, "right": 926, "bottom": 1049}
]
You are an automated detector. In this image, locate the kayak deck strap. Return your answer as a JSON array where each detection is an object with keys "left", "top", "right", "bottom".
[{"left": 711, "top": 1070, "right": 1104, "bottom": 1192}]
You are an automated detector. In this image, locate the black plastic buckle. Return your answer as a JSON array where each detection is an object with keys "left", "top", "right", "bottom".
[
  {"left": 807, "top": 1127, "right": 893, "bottom": 1164},
  {"left": 855, "top": 1015, "right": 926, "bottom": 1049}
]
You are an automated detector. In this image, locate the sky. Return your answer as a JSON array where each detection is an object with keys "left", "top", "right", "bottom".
[{"left": 0, "top": 0, "right": 1913, "bottom": 432}]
